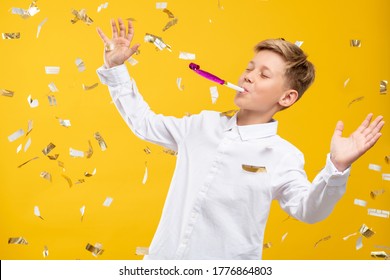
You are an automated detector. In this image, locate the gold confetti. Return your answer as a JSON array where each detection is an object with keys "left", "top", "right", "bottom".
[
  {"left": 356, "top": 236, "right": 363, "bottom": 250},
  {"left": 47, "top": 154, "right": 59, "bottom": 160},
  {"left": 82, "top": 83, "right": 98, "bottom": 91},
  {"left": 371, "top": 251, "right": 389, "bottom": 259},
  {"left": 58, "top": 118, "right": 71, "bottom": 127},
  {"left": 17, "top": 144, "right": 22, "bottom": 154},
  {"left": 210, "top": 86, "right": 219, "bottom": 104},
  {"left": 163, "top": 148, "right": 178, "bottom": 156},
  {"left": 144, "top": 33, "right": 172, "bottom": 51},
  {"left": 176, "top": 77, "right": 184, "bottom": 91},
  {"left": 163, "top": 18, "right": 178, "bottom": 31},
  {"left": 2, "top": 33, "right": 21, "bottom": 39},
  {"left": 103, "top": 197, "right": 113, "bottom": 207},
  {"left": 75, "top": 58, "right": 86, "bottom": 72},
  {"left": 11, "top": 1, "right": 40, "bottom": 19},
  {"left": 97, "top": 2, "right": 109, "bottom": 13},
  {"left": 220, "top": 110, "right": 238, "bottom": 117},
  {"left": 26, "top": 120, "right": 33, "bottom": 136},
  {"left": 342, "top": 232, "right": 357, "bottom": 241},
  {"left": 70, "top": 148, "right": 84, "bottom": 158},
  {"left": 94, "top": 132, "right": 107, "bottom": 151},
  {"left": 40, "top": 171, "right": 52, "bottom": 182},
  {"left": 348, "top": 96, "right": 364, "bottom": 107},
  {"left": 144, "top": 146, "right": 151, "bottom": 154},
  {"left": 242, "top": 164, "right": 267, "bottom": 173},
  {"left": 179, "top": 52, "right": 196, "bottom": 60},
  {"left": 36, "top": 18, "right": 48, "bottom": 38},
  {"left": 48, "top": 95, "right": 57, "bottom": 106},
  {"left": 368, "top": 208, "right": 389, "bottom": 218},
  {"left": 383, "top": 174, "right": 390, "bottom": 181},
  {"left": 370, "top": 189, "right": 385, "bottom": 199},
  {"left": 295, "top": 41, "right": 304, "bottom": 48},
  {"left": 86, "top": 243, "right": 104, "bottom": 257},
  {"left": 354, "top": 198, "right": 367, "bottom": 207},
  {"left": 43, "top": 245, "right": 49, "bottom": 258},
  {"left": 281, "top": 232, "right": 288, "bottom": 242},
  {"left": 85, "top": 140, "right": 94, "bottom": 159},
  {"left": 17, "top": 156, "right": 39, "bottom": 168},
  {"left": 314, "top": 235, "right": 331, "bottom": 247},
  {"left": 142, "top": 162, "right": 148, "bottom": 184},
  {"left": 263, "top": 242, "right": 272, "bottom": 249},
  {"left": 27, "top": 94, "right": 39, "bottom": 108},
  {"left": 380, "top": 80, "right": 388, "bottom": 94},
  {"left": 80, "top": 205, "right": 85, "bottom": 221},
  {"left": 368, "top": 163, "right": 382, "bottom": 172},
  {"left": 135, "top": 247, "right": 149, "bottom": 255},
  {"left": 42, "top": 143, "right": 56, "bottom": 155},
  {"left": 359, "top": 224, "right": 375, "bottom": 238},
  {"left": 385, "top": 155, "right": 390, "bottom": 164},
  {"left": 1, "top": 89, "right": 14, "bottom": 97},
  {"left": 156, "top": 2, "right": 168, "bottom": 9},
  {"left": 34, "top": 206, "right": 44, "bottom": 220},
  {"left": 344, "top": 78, "right": 350, "bottom": 88},
  {"left": 71, "top": 9, "right": 93, "bottom": 25},
  {"left": 61, "top": 174, "right": 73, "bottom": 188},
  {"left": 24, "top": 138, "right": 31, "bottom": 152},
  {"left": 350, "top": 39, "right": 361, "bottom": 47},
  {"left": 8, "top": 128, "right": 24, "bottom": 142},
  {"left": 8, "top": 237, "right": 28, "bottom": 245},
  {"left": 45, "top": 66, "right": 60, "bottom": 74},
  {"left": 75, "top": 179, "right": 86, "bottom": 184},
  {"left": 58, "top": 161, "right": 65, "bottom": 169},
  {"left": 218, "top": 0, "right": 224, "bottom": 10},
  {"left": 163, "top": 8, "right": 175, "bottom": 18},
  {"left": 84, "top": 168, "right": 96, "bottom": 177}
]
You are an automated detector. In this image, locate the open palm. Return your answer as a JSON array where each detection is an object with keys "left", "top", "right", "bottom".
[{"left": 330, "top": 113, "right": 384, "bottom": 171}]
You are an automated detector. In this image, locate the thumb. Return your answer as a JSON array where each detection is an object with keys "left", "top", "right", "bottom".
[
  {"left": 333, "top": 120, "right": 344, "bottom": 138},
  {"left": 125, "top": 43, "right": 140, "bottom": 59}
]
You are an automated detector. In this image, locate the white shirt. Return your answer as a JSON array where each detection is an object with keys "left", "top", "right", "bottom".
[{"left": 97, "top": 64, "right": 351, "bottom": 260}]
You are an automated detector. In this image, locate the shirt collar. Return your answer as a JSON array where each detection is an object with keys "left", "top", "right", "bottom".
[{"left": 224, "top": 112, "right": 278, "bottom": 140}]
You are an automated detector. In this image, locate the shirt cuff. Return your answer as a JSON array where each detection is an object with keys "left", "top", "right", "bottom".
[
  {"left": 96, "top": 64, "right": 131, "bottom": 86},
  {"left": 323, "top": 153, "right": 351, "bottom": 186}
]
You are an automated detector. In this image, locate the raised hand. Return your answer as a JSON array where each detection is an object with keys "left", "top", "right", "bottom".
[
  {"left": 97, "top": 18, "right": 140, "bottom": 68},
  {"left": 330, "top": 113, "right": 385, "bottom": 172}
]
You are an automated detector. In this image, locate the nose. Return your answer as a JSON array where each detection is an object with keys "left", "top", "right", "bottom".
[{"left": 243, "top": 69, "right": 255, "bottom": 83}]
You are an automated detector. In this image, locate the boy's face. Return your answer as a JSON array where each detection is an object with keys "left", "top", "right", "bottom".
[{"left": 234, "top": 50, "right": 291, "bottom": 116}]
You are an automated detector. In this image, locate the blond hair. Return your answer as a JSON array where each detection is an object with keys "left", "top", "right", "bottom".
[{"left": 254, "top": 39, "right": 315, "bottom": 100}]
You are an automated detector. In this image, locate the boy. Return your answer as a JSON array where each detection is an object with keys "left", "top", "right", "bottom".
[{"left": 96, "top": 19, "right": 384, "bottom": 260}]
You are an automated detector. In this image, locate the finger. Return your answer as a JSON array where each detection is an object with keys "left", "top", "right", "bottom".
[
  {"left": 125, "top": 43, "right": 140, "bottom": 58},
  {"left": 365, "top": 132, "right": 382, "bottom": 150},
  {"left": 111, "top": 19, "right": 118, "bottom": 38},
  {"left": 126, "top": 19, "right": 135, "bottom": 41},
  {"left": 362, "top": 115, "right": 384, "bottom": 137},
  {"left": 356, "top": 113, "right": 373, "bottom": 133},
  {"left": 118, "top": 18, "right": 126, "bottom": 38},
  {"left": 333, "top": 120, "right": 344, "bottom": 138},
  {"left": 96, "top": 27, "right": 110, "bottom": 44}
]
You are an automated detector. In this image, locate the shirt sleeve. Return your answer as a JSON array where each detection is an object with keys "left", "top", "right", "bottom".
[
  {"left": 272, "top": 152, "right": 351, "bottom": 224},
  {"left": 96, "top": 64, "right": 196, "bottom": 151}
]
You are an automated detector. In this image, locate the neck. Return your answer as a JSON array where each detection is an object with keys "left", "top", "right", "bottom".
[{"left": 236, "top": 109, "right": 274, "bottom": 125}]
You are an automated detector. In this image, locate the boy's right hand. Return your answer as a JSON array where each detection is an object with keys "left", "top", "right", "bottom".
[{"left": 97, "top": 18, "right": 140, "bottom": 68}]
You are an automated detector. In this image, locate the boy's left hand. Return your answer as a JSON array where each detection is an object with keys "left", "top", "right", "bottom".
[{"left": 330, "top": 113, "right": 384, "bottom": 172}]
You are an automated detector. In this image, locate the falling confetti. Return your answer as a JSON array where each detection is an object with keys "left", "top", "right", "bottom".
[
  {"left": 45, "top": 66, "right": 60, "bottom": 74},
  {"left": 70, "top": 148, "right": 84, "bottom": 158},
  {"left": 103, "top": 197, "right": 113, "bottom": 207},
  {"left": 58, "top": 118, "right": 71, "bottom": 127},
  {"left": 344, "top": 78, "right": 350, "bottom": 88},
  {"left": 359, "top": 224, "right": 375, "bottom": 238},
  {"left": 281, "top": 232, "right": 288, "bottom": 242},
  {"left": 380, "top": 80, "right": 387, "bottom": 94},
  {"left": 179, "top": 52, "right": 196, "bottom": 60},
  {"left": 24, "top": 138, "right": 32, "bottom": 152},
  {"left": 43, "top": 245, "right": 49, "bottom": 258},
  {"left": 17, "top": 156, "right": 39, "bottom": 168},
  {"left": 27, "top": 94, "right": 39, "bottom": 108},
  {"left": 2, "top": 33, "right": 21, "bottom": 39},
  {"left": 294, "top": 41, "right": 304, "bottom": 47},
  {"left": 356, "top": 236, "right": 363, "bottom": 250},
  {"left": 135, "top": 247, "right": 149, "bottom": 255},
  {"left": 36, "top": 18, "right": 48, "bottom": 38},
  {"left": 242, "top": 164, "right": 267, "bottom": 173},
  {"left": 350, "top": 39, "right": 361, "bottom": 47},
  {"left": 97, "top": 2, "right": 109, "bottom": 12},
  {"left": 8, "top": 129, "right": 24, "bottom": 142},
  {"left": 1, "top": 89, "right": 14, "bottom": 97},
  {"left": 48, "top": 82, "right": 59, "bottom": 92},
  {"left": 177, "top": 77, "right": 184, "bottom": 91},
  {"left": 80, "top": 205, "right": 85, "bottom": 221},
  {"left": 71, "top": 9, "right": 93, "bottom": 25},
  {"left": 48, "top": 95, "right": 57, "bottom": 106},
  {"left": 263, "top": 242, "right": 272, "bottom": 249},
  {"left": 61, "top": 174, "right": 73, "bottom": 188},
  {"left": 370, "top": 189, "right": 385, "bottom": 199},
  {"left": 163, "top": 148, "right": 178, "bottom": 156},
  {"left": 156, "top": 2, "right": 168, "bottom": 9},
  {"left": 75, "top": 58, "right": 86, "bottom": 72},
  {"left": 163, "top": 18, "right": 178, "bottom": 31},
  {"left": 210, "top": 86, "right": 219, "bottom": 104},
  {"left": 144, "top": 33, "right": 171, "bottom": 51},
  {"left": 368, "top": 208, "right": 389, "bottom": 218},
  {"left": 82, "top": 83, "right": 98, "bottom": 91},
  {"left": 371, "top": 251, "right": 389, "bottom": 259},
  {"left": 314, "top": 235, "right": 331, "bottom": 247},
  {"left": 144, "top": 147, "right": 151, "bottom": 154},
  {"left": 84, "top": 168, "right": 97, "bottom": 177},
  {"left": 11, "top": 1, "right": 40, "bottom": 19},
  {"left": 368, "top": 163, "right": 382, "bottom": 172},
  {"left": 40, "top": 171, "right": 52, "bottom": 182},
  {"left": 34, "top": 206, "right": 44, "bottom": 220},
  {"left": 220, "top": 110, "right": 238, "bottom": 117},
  {"left": 42, "top": 143, "right": 56, "bottom": 155},
  {"left": 383, "top": 174, "right": 390, "bottom": 181},
  {"left": 86, "top": 243, "right": 104, "bottom": 257},
  {"left": 16, "top": 144, "right": 22, "bottom": 154},
  {"left": 8, "top": 237, "right": 28, "bottom": 245},
  {"left": 342, "top": 232, "right": 357, "bottom": 241},
  {"left": 348, "top": 96, "right": 364, "bottom": 107},
  {"left": 354, "top": 198, "right": 367, "bottom": 207},
  {"left": 127, "top": 57, "right": 138, "bottom": 66},
  {"left": 94, "top": 132, "right": 107, "bottom": 151},
  {"left": 26, "top": 120, "right": 33, "bottom": 136},
  {"left": 142, "top": 162, "right": 148, "bottom": 184},
  {"left": 85, "top": 140, "right": 94, "bottom": 159}
]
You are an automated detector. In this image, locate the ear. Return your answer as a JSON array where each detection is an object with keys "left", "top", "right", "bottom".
[{"left": 278, "top": 89, "right": 299, "bottom": 108}]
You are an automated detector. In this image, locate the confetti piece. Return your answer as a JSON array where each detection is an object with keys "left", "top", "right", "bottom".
[
  {"left": 281, "top": 232, "right": 288, "bottom": 242},
  {"left": 40, "top": 171, "right": 52, "bottom": 182},
  {"left": 354, "top": 198, "right": 367, "bottom": 207},
  {"left": 144, "top": 146, "right": 151, "bottom": 154},
  {"left": 373, "top": 245, "right": 390, "bottom": 250},
  {"left": 163, "top": 8, "right": 175, "bottom": 18},
  {"left": 75, "top": 179, "right": 86, "bottom": 184},
  {"left": 8, "top": 129, "right": 24, "bottom": 142},
  {"left": 26, "top": 120, "right": 33, "bottom": 136},
  {"left": 97, "top": 2, "right": 109, "bottom": 12},
  {"left": 294, "top": 41, "right": 304, "bottom": 47},
  {"left": 385, "top": 155, "right": 390, "bottom": 164},
  {"left": 16, "top": 144, "right": 22, "bottom": 154},
  {"left": 71, "top": 9, "right": 93, "bottom": 25},
  {"left": 142, "top": 162, "right": 148, "bottom": 184},
  {"left": 342, "top": 232, "right": 357, "bottom": 241},
  {"left": 86, "top": 243, "right": 104, "bottom": 257},
  {"left": 84, "top": 168, "right": 96, "bottom": 177},
  {"left": 136, "top": 247, "right": 149, "bottom": 255},
  {"left": 80, "top": 205, "right": 85, "bottom": 221},
  {"left": 383, "top": 174, "right": 390, "bottom": 181},
  {"left": 348, "top": 96, "right": 364, "bottom": 107},
  {"left": 27, "top": 94, "right": 39, "bottom": 108},
  {"left": 356, "top": 236, "right": 363, "bottom": 250},
  {"left": 48, "top": 82, "right": 59, "bottom": 92},
  {"left": 94, "top": 132, "right": 107, "bottom": 151},
  {"left": 370, "top": 189, "right": 385, "bottom": 199},
  {"left": 61, "top": 174, "right": 72, "bottom": 188},
  {"left": 177, "top": 77, "right": 184, "bottom": 91},
  {"left": 127, "top": 57, "right": 138, "bottom": 66},
  {"left": 24, "top": 137, "right": 32, "bottom": 152},
  {"left": 2, "top": 33, "right": 20, "bottom": 39},
  {"left": 8, "top": 237, "right": 28, "bottom": 245},
  {"left": 242, "top": 164, "right": 267, "bottom": 173},
  {"left": 344, "top": 78, "right": 350, "bottom": 88},
  {"left": 218, "top": 0, "right": 224, "bottom": 9},
  {"left": 263, "top": 242, "right": 272, "bottom": 249},
  {"left": 36, "top": 18, "right": 48, "bottom": 38},
  {"left": 48, "top": 95, "right": 57, "bottom": 106},
  {"left": 42, "top": 143, "right": 56, "bottom": 155},
  {"left": 369, "top": 163, "right": 382, "bottom": 172},
  {"left": 163, "top": 148, "right": 178, "bottom": 156},
  {"left": 103, "top": 197, "right": 113, "bottom": 207},
  {"left": 314, "top": 235, "right": 331, "bottom": 248},
  {"left": 17, "top": 156, "right": 39, "bottom": 168},
  {"left": 47, "top": 154, "right": 59, "bottom": 160},
  {"left": 75, "top": 58, "right": 86, "bottom": 72},
  {"left": 368, "top": 208, "right": 389, "bottom": 218},
  {"left": 58, "top": 118, "right": 71, "bottom": 127},
  {"left": 45, "top": 66, "right": 60, "bottom": 74},
  {"left": 359, "top": 224, "right": 375, "bottom": 238},
  {"left": 82, "top": 83, "right": 98, "bottom": 91},
  {"left": 43, "top": 246, "right": 49, "bottom": 258},
  {"left": 85, "top": 140, "right": 94, "bottom": 159},
  {"left": 156, "top": 2, "right": 168, "bottom": 9},
  {"left": 179, "top": 52, "right": 196, "bottom": 60},
  {"left": 350, "top": 39, "right": 361, "bottom": 47},
  {"left": 220, "top": 110, "right": 238, "bottom": 117},
  {"left": 209, "top": 86, "right": 219, "bottom": 104},
  {"left": 371, "top": 251, "right": 389, "bottom": 259},
  {"left": 144, "top": 33, "right": 172, "bottom": 51},
  {"left": 380, "top": 80, "right": 387, "bottom": 94},
  {"left": 163, "top": 18, "right": 178, "bottom": 31},
  {"left": 11, "top": 1, "right": 40, "bottom": 19},
  {"left": 70, "top": 148, "right": 84, "bottom": 158},
  {"left": 1, "top": 89, "right": 14, "bottom": 97},
  {"left": 34, "top": 206, "right": 44, "bottom": 220}
]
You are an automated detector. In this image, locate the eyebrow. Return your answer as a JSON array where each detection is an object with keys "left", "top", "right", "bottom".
[{"left": 248, "top": 61, "right": 272, "bottom": 73}]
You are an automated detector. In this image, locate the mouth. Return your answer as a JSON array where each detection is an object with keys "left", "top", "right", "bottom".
[{"left": 238, "top": 86, "right": 249, "bottom": 94}]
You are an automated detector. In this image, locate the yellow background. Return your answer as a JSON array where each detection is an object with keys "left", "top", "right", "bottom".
[{"left": 0, "top": 0, "right": 389, "bottom": 260}]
